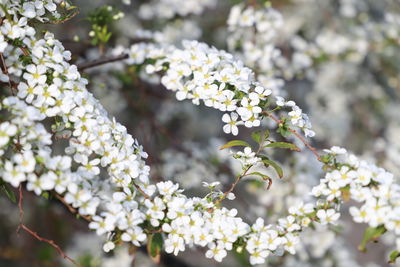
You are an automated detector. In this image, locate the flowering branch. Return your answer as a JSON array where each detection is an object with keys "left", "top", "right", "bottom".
[{"left": 262, "top": 111, "right": 321, "bottom": 160}]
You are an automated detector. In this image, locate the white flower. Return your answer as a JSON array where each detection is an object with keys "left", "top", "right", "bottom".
[
  {"left": 2, "top": 161, "right": 26, "bottom": 187},
  {"left": 121, "top": 227, "right": 146, "bottom": 246},
  {"left": 282, "top": 233, "right": 299, "bottom": 254},
  {"left": 13, "top": 151, "right": 36, "bottom": 173},
  {"left": 89, "top": 215, "right": 116, "bottom": 236},
  {"left": 205, "top": 243, "right": 227, "bottom": 262},
  {"left": 23, "top": 64, "right": 47, "bottom": 86},
  {"left": 317, "top": 209, "right": 340, "bottom": 225},
  {"left": 165, "top": 235, "right": 185, "bottom": 256},
  {"left": 21, "top": 2, "right": 37, "bottom": 18},
  {"left": 222, "top": 112, "right": 241, "bottom": 136},
  {"left": 0, "top": 122, "right": 17, "bottom": 147},
  {"left": 157, "top": 181, "right": 179, "bottom": 196},
  {"left": 323, "top": 146, "right": 347, "bottom": 155},
  {"left": 249, "top": 249, "right": 269, "bottom": 265},
  {"left": 349, "top": 206, "right": 369, "bottom": 223},
  {"left": 235, "top": 147, "right": 260, "bottom": 165},
  {"left": 103, "top": 241, "right": 115, "bottom": 253},
  {"left": 145, "top": 197, "right": 166, "bottom": 226},
  {"left": 279, "top": 216, "right": 301, "bottom": 232}
]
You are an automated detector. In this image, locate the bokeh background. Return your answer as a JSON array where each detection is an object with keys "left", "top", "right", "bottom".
[{"left": 1, "top": 0, "right": 400, "bottom": 266}]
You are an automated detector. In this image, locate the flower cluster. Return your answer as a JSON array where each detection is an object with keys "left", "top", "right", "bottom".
[
  {"left": 1, "top": 1, "right": 400, "bottom": 266},
  {"left": 227, "top": 4, "right": 284, "bottom": 91},
  {"left": 125, "top": 40, "right": 315, "bottom": 137},
  {"left": 313, "top": 148, "right": 400, "bottom": 244},
  {"left": 138, "top": 0, "right": 216, "bottom": 20}
]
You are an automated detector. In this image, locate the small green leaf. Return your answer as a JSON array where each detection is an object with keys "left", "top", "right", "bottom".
[
  {"left": 1, "top": 184, "right": 16, "bottom": 203},
  {"left": 262, "top": 158, "right": 283, "bottom": 178},
  {"left": 358, "top": 225, "right": 386, "bottom": 252},
  {"left": 264, "top": 142, "right": 300, "bottom": 151},
  {"left": 251, "top": 131, "right": 261, "bottom": 144},
  {"left": 247, "top": 172, "right": 272, "bottom": 189},
  {"left": 147, "top": 233, "right": 163, "bottom": 263},
  {"left": 389, "top": 250, "right": 400, "bottom": 263},
  {"left": 247, "top": 172, "right": 270, "bottom": 179},
  {"left": 251, "top": 130, "right": 270, "bottom": 145},
  {"left": 219, "top": 140, "right": 250, "bottom": 150},
  {"left": 277, "top": 119, "right": 291, "bottom": 137}
]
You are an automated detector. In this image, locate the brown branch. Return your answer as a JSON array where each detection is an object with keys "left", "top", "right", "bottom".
[
  {"left": 216, "top": 165, "right": 253, "bottom": 205},
  {"left": 262, "top": 111, "right": 321, "bottom": 160},
  {"left": 53, "top": 193, "right": 92, "bottom": 222},
  {"left": 132, "top": 181, "right": 152, "bottom": 200},
  {"left": 78, "top": 54, "right": 129, "bottom": 71},
  {"left": 44, "top": 9, "right": 80, "bottom": 24},
  {"left": 16, "top": 186, "right": 82, "bottom": 267},
  {"left": 0, "top": 52, "right": 16, "bottom": 95}
]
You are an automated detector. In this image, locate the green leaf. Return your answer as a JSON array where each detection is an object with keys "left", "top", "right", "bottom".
[
  {"left": 147, "top": 233, "right": 163, "bottom": 263},
  {"left": 262, "top": 158, "right": 283, "bottom": 178},
  {"left": 251, "top": 130, "right": 270, "bottom": 145},
  {"left": 247, "top": 172, "right": 273, "bottom": 189},
  {"left": 264, "top": 142, "right": 300, "bottom": 151},
  {"left": 247, "top": 172, "right": 270, "bottom": 179},
  {"left": 276, "top": 119, "right": 291, "bottom": 137},
  {"left": 1, "top": 183, "right": 16, "bottom": 203},
  {"left": 219, "top": 140, "right": 250, "bottom": 150},
  {"left": 358, "top": 225, "right": 386, "bottom": 252},
  {"left": 389, "top": 250, "right": 400, "bottom": 263},
  {"left": 251, "top": 131, "right": 261, "bottom": 144}
]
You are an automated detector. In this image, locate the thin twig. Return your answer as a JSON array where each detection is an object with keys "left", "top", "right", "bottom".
[
  {"left": 53, "top": 193, "right": 92, "bottom": 222},
  {"left": 216, "top": 165, "right": 253, "bottom": 205},
  {"left": 44, "top": 9, "right": 80, "bottom": 24},
  {"left": 78, "top": 54, "right": 129, "bottom": 71},
  {"left": 262, "top": 111, "right": 321, "bottom": 160},
  {"left": 16, "top": 186, "right": 82, "bottom": 267},
  {"left": 0, "top": 52, "right": 16, "bottom": 95},
  {"left": 132, "top": 181, "right": 152, "bottom": 200}
]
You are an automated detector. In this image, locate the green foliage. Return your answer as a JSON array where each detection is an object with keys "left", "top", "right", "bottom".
[
  {"left": 19, "top": 55, "right": 33, "bottom": 66},
  {"left": 220, "top": 140, "right": 250, "bottom": 150},
  {"left": 389, "top": 250, "right": 400, "bottom": 264},
  {"left": 260, "top": 156, "right": 283, "bottom": 178},
  {"left": 78, "top": 254, "right": 100, "bottom": 267},
  {"left": 88, "top": 5, "right": 119, "bottom": 26},
  {"left": 90, "top": 24, "right": 112, "bottom": 46},
  {"left": 87, "top": 5, "right": 122, "bottom": 47},
  {"left": 251, "top": 130, "right": 269, "bottom": 145},
  {"left": 147, "top": 233, "right": 163, "bottom": 263},
  {"left": 0, "top": 180, "right": 16, "bottom": 203},
  {"left": 276, "top": 118, "right": 291, "bottom": 137},
  {"left": 264, "top": 141, "right": 300, "bottom": 151},
  {"left": 358, "top": 225, "right": 387, "bottom": 252},
  {"left": 247, "top": 172, "right": 272, "bottom": 189}
]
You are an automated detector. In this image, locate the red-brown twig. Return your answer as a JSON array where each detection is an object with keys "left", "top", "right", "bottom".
[
  {"left": 216, "top": 165, "right": 253, "bottom": 205},
  {"left": 262, "top": 111, "right": 321, "bottom": 160},
  {"left": 132, "top": 181, "right": 152, "bottom": 200},
  {"left": 53, "top": 193, "right": 92, "bottom": 222},
  {"left": 0, "top": 52, "right": 16, "bottom": 95},
  {"left": 16, "top": 186, "right": 82, "bottom": 267},
  {"left": 78, "top": 53, "right": 129, "bottom": 71}
]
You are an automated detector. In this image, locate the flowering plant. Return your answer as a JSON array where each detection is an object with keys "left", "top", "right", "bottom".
[{"left": 0, "top": 0, "right": 399, "bottom": 266}]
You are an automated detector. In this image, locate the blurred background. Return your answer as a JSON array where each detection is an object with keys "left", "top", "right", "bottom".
[{"left": 1, "top": 0, "right": 400, "bottom": 266}]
